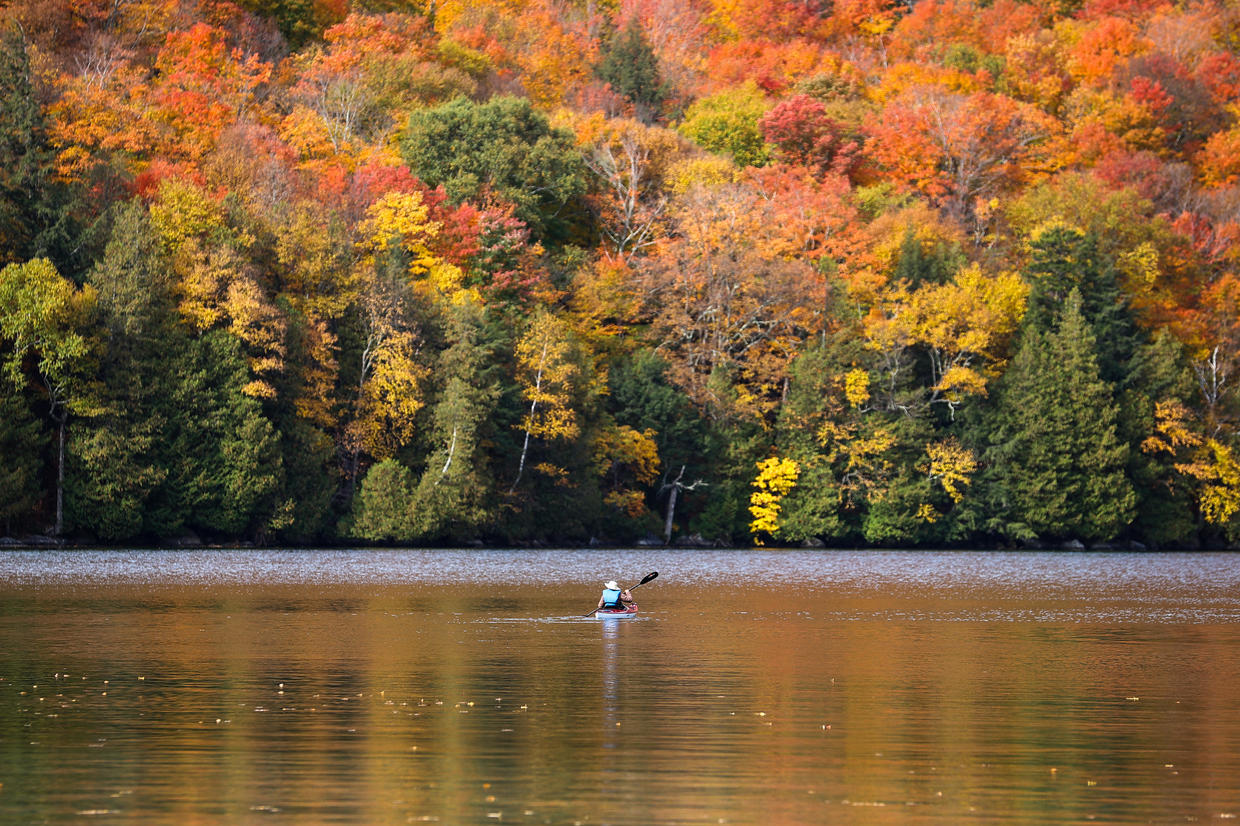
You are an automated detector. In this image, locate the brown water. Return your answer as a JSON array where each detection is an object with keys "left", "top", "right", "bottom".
[{"left": 2, "top": 549, "right": 1239, "bottom": 824}]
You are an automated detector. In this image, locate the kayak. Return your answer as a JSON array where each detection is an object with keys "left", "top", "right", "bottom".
[{"left": 596, "top": 603, "right": 638, "bottom": 618}]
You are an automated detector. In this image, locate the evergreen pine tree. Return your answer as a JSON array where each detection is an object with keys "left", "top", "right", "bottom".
[
  {"left": 986, "top": 290, "right": 1135, "bottom": 541},
  {"left": 0, "top": 25, "right": 75, "bottom": 274},
  {"left": 0, "top": 384, "right": 42, "bottom": 535},
  {"left": 772, "top": 342, "right": 853, "bottom": 542},
  {"left": 68, "top": 202, "right": 176, "bottom": 541},
  {"left": 892, "top": 226, "right": 961, "bottom": 288},
  {"left": 1025, "top": 226, "right": 1139, "bottom": 387},
  {"left": 354, "top": 458, "right": 415, "bottom": 542},
  {"left": 409, "top": 301, "right": 501, "bottom": 541},
  {"left": 1122, "top": 329, "right": 1199, "bottom": 546},
  {"left": 146, "top": 331, "right": 283, "bottom": 539},
  {"left": 595, "top": 17, "right": 665, "bottom": 124}
]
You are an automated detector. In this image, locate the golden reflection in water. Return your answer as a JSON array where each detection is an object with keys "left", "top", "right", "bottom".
[{"left": 1, "top": 581, "right": 1239, "bottom": 824}]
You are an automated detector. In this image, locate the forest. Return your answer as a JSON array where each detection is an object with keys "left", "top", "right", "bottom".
[{"left": 1, "top": 0, "right": 1240, "bottom": 549}]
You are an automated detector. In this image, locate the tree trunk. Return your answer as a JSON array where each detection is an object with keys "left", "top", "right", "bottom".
[
  {"left": 662, "top": 465, "right": 687, "bottom": 544},
  {"left": 438, "top": 425, "right": 457, "bottom": 483},
  {"left": 509, "top": 419, "right": 534, "bottom": 494},
  {"left": 509, "top": 340, "right": 548, "bottom": 494},
  {"left": 54, "top": 410, "right": 65, "bottom": 536},
  {"left": 663, "top": 482, "right": 679, "bottom": 544}
]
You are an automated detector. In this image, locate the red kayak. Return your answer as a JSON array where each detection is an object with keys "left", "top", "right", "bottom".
[{"left": 596, "top": 603, "right": 638, "bottom": 618}]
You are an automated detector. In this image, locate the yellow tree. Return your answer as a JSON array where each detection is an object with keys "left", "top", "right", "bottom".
[
  {"left": 356, "top": 190, "right": 441, "bottom": 274},
  {"left": 749, "top": 456, "right": 799, "bottom": 544},
  {"left": 343, "top": 190, "right": 442, "bottom": 479},
  {"left": 922, "top": 438, "right": 977, "bottom": 512},
  {"left": 1144, "top": 400, "right": 1240, "bottom": 537},
  {"left": 901, "top": 264, "right": 1028, "bottom": 415},
  {"left": 1002, "top": 30, "right": 1073, "bottom": 114},
  {"left": 593, "top": 422, "right": 661, "bottom": 517},
  {"left": 273, "top": 201, "right": 355, "bottom": 430},
  {"left": 1190, "top": 440, "right": 1240, "bottom": 529},
  {"left": 510, "top": 310, "right": 582, "bottom": 493},
  {"left": 149, "top": 178, "right": 287, "bottom": 398},
  {"left": 149, "top": 177, "right": 237, "bottom": 330},
  {"left": 342, "top": 263, "right": 426, "bottom": 480}
]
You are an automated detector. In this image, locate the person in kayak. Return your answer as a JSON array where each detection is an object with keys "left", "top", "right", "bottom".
[{"left": 598, "top": 580, "right": 634, "bottom": 611}]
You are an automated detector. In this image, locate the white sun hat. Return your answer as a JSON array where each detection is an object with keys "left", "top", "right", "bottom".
[{"left": 604, "top": 580, "right": 620, "bottom": 590}]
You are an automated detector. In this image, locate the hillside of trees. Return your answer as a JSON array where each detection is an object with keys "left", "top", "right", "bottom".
[{"left": 2, "top": 0, "right": 1240, "bottom": 548}]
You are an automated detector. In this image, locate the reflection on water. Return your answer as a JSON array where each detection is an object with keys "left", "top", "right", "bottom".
[{"left": 2, "top": 549, "right": 1239, "bottom": 824}]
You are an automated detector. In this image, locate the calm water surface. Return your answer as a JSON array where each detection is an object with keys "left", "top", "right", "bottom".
[{"left": 2, "top": 549, "right": 1239, "bottom": 824}]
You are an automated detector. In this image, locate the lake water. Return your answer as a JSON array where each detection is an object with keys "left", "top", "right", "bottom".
[{"left": 2, "top": 548, "right": 1239, "bottom": 824}]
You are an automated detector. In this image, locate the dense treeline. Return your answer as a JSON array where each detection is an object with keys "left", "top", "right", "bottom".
[{"left": 2, "top": 0, "right": 1240, "bottom": 548}]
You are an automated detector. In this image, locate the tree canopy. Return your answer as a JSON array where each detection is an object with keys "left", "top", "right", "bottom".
[{"left": 2, "top": 0, "right": 1240, "bottom": 548}]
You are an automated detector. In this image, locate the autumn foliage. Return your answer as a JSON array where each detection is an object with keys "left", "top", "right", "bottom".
[{"left": 2, "top": 0, "right": 1240, "bottom": 548}]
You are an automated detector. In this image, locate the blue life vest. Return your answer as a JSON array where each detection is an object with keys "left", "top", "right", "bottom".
[{"left": 601, "top": 588, "right": 622, "bottom": 608}]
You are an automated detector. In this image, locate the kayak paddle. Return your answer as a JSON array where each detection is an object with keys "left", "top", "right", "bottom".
[{"left": 585, "top": 571, "right": 658, "bottom": 617}]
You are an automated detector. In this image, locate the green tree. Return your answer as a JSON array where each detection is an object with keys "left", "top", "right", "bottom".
[
  {"left": 0, "top": 258, "right": 97, "bottom": 536},
  {"left": 400, "top": 96, "right": 589, "bottom": 244},
  {"left": 892, "top": 225, "right": 962, "bottom": 288},
  {"left": 409, "top": 301, "right": 500, "bottom": 540},
  {"left": 67, "top": 202, "right": 177, "bottom": 541},
  {"left": 609, "top": 351, "right": 705, "bottom": 479},
  {"left": 153, "top": 331, "right": 283, "bottom": 539},
  {"left": 0, "top": 26, "right": 75, "bottom": 273},
  {"left": 1024, "top": 226, "right": 1139, "bottom": 388},
  {"left": 776, "top": 460, "right": 846, "bottom": 543},
  {"left": 1122, "top": 329, "right": 1199, "bottom": 546},
  {"left": 595, "top": 18, "right": 665, "bottom": 123},
  {"left": 271, "top": 416, "right": 338, "bottom": 544},
  {"left": 983, "top": 290, "right": 1135, "bottom": 542},
  {"left": 353, "top": 458, "right": 414, "bottom": 542},
  {"left": 237, "top": 0, "right": 332, "bottom": 49},
  {"left": 607, "top": 350, "right": 710, "bottom": 541},
  {"left": 89, "top": 202, "right": 176, "bottom": 348},
  {"left": 0, "top": 384, "right": 41, "bottom": 535},
  {"left": 861, "top": 466, "right": 936, "bottom": 546},
  {"left": 772, "top": 342, "right": 854, "bottom": 543},
  {"left": 67, "top": 418, "right": 166, "bottom": 541},
  {"left": 679, "top": 81, "right": 770, "bottom": 168}
]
